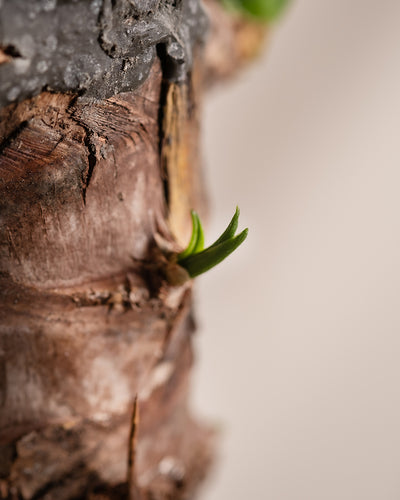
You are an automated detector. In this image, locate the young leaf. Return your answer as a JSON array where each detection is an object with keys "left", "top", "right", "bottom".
[
  {"left": 208, "top": 206, "right": 240, "bottom": 249},
  {"left": 221, "top": 0, "right": 290, "bottom": 21},
  {"left": 178, "top": 210, "right": 200, "bottom": 260},
  {"left": 178, "top": 228, "right": 248, "bottom": 278},
  {"left": 192, "top": 213, "right": 205, "bottom": 254}
]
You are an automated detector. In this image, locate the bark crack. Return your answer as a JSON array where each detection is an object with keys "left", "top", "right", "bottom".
[
  {"left": 29, "top": 463, "right": 87, "bottom": 500},
  {"left": 127, "top": 396, "right": 142, "bottom": 500},
  {"left": 0, "top": 120, "right": 28, "bottom": 158},
  {"left": 82, "top": 129, "right": 98, "bottom": 205},
  {"left": 157, "top": 45, "right": 172, "bottom": 212},
  {"left": 65, "top": 97, "right": 99, "bottom": 205}
]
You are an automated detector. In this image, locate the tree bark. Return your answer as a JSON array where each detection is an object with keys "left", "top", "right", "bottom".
[{"left": 0, "top": 1, "right": 267, "bottom": 498}]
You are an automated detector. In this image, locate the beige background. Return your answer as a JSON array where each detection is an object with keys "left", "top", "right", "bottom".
[{"left": 192, "top": 1, "right": 400, "bottom": 499}]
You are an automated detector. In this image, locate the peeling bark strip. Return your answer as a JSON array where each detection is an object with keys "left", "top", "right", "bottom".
[{"left": 160, "top": 74, "right": 207, "bottom": 246}]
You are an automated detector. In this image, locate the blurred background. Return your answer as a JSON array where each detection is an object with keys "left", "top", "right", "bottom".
[{"left": 192, "top": 0, "right": 400, "bottom": 499}]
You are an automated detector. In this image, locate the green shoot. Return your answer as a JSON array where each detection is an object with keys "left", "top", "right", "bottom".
[
  {"left": 192, "top": 212, "right": 205, "bottom": 254},
  {"left": 177, "top": 207, "right": 248, "bottom": 278},
  {"left": 208, "top": 205, "right": 240, "bottom": 248},
  {"left": 221, "top": 0, "right": 290, "bottom": 22},
  {"left": 178, "top": 211, "right": 204, "bottom": 259}
]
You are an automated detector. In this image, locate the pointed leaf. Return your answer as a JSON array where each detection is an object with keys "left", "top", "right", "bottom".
[
  {"left": 209, "top": 206, "right": 240, "bottom": 249},
  {"left": 178, "top": 211, "right": 200, "bottom": 259},
  {"left": 179, "top": 228, "right": 248, "bottom": 278},
  {"left": 222, "top": 0, "right": 290, "bottom": 21},
  {"left": 192, "top": 213, "right": 205, "bottom": 254}
]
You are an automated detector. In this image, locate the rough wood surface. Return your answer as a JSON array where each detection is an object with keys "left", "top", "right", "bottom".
[
  {"left": 0, "top": 54, "right": 213, "bottom": 498},
  {"left": 0, "top": 63, "right": 166, "bottom": 288}
]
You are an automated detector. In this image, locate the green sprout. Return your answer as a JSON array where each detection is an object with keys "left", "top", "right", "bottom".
[
  {"left": 176, "top": 207, "right": 248, "bottom": 278},
  {"left": 177, "top": 211, "right": 205, "bottom": 260},
  {"left": 221, "top": 0, "right": 290, "bottom": 21}
]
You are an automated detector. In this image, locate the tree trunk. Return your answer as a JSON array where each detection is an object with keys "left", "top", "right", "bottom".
[{"left": 0, "top": 1, "right": 266, "bottom": 498}]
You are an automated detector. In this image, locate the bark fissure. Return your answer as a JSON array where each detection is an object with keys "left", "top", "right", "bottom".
[
  {"left": 0, "top": 45, "right": 22, "bottom": 59},
  {"left": 0, "top": 120, "right": 28, "bottom": 163},
  {"left": 81, "top": 129, "right": 98, "bottom": 206},
  {"left": 157, "top": 72, "right": 172, "bottom": 211},
  {"left": 29, "top": 463, "right": 88, "bottom": 500},
  {"left": 127, "top": 396, "right": 141, "bottom": 500}
]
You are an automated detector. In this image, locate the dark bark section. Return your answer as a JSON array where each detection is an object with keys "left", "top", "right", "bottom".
[{"left": 0, "top": 0, "right": 208, "bottom": 108}]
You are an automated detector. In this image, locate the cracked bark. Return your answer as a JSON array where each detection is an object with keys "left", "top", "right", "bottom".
[{"left": 0, "top": 0, "right": 268, "bottom": 498}]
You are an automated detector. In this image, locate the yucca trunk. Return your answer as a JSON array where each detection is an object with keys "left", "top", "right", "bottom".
[{"left": 0, "top": 1, "right": 266, "bottom": 498}]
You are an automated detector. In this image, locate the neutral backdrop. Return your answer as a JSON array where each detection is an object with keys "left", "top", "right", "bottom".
[{"left": 192, "top": 1, "right": 400, "bottom": 499}]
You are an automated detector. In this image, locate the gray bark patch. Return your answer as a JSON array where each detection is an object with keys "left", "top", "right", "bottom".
[{"left": 0, "top": 0, "right": 208, "bottom": 108}]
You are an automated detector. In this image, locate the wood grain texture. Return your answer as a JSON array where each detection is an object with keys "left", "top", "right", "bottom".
[{"left": 0, "top": 63, "right": 166, "bottom": 289}]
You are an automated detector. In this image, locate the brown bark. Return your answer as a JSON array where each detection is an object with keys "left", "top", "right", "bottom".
[
  {"left": 0, "top": 1, "right": 267, "bottom": 498},
  {"left": 0, "top": 54, "right": 214, "bottom": 498}
]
